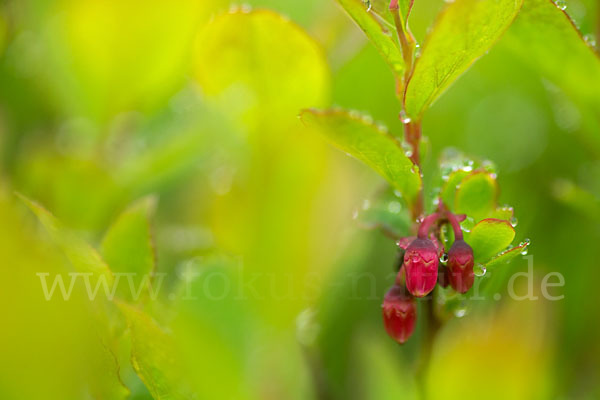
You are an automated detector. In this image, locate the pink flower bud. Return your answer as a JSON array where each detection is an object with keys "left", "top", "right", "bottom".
[
  {"left": 403, "top": 238, "right": 439, "bottom": 297},
  {"left": 447, "top": 240, "right": 475, "bottom": 293},
  {"left": 382, "top": 285, "right": 416, "bottom": 344}
]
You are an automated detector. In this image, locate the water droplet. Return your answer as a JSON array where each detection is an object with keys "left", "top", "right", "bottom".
[
  {"left": 362, "top": 199, "right": 371, "bottom": 210},
  {"left": 388, "top": 201, "right": 402, "bottom": 213},
  {"left": 405, "top": 150, "right": 413, "bottom": 158},
  {"left": 399, "top": 110, "right": 411, "bottom": 124},
  {"left": 462, "top": 165, "right": 473, "bottom": 172},
  {"left": 520, "top": 238, "right": 531, "bottom": 246},
  {"left": 376, "top": 123, "right": 388, "bottom": 133},
  {"left": 510, "top": 217, "right": 518, "bottom": 227},
  {"left": 440, "top": 253, "right": 449, "bottom": 263},
  {"left": 554, "top": 0, "right": 567, "bottom": 10},
  {"left": 393, "top": 190, "right": 403, "bottom": 198},
  {"left": 474, "top": 263, "right": 486, "bottom": 277},
  {"left": 414, "top": 44, "right": 422, "bottom": 58},
  {"left": 296, "top": 308, "right": 320, "bottom": 347},
  {"left": 454, "top": 304, "right": 467, "bottom": 318},
  {"left": 584, "top": 34, "right": 597, "bottom": 49},
  {"left": 520, "top": 248, "right": 529, "bottom": 256},
  {"left": 482, "top": 160, "right": 497, "bottom": 174},
  {"left": 361, "top": 114, "right": 374, "bottom": 124}
]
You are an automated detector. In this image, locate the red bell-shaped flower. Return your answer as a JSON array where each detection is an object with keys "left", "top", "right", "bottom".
[
  {"left": 382, "top": 285, "right": 417, "bottom": 344},
  {"left": 447, "top": 239, "right": 475, "bottom": 293},
  {"left": 403, "top": 238, "right": 439, "bottom": 297}
]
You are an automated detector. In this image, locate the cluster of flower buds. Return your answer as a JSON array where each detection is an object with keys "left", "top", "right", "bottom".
[{"left": 382, "top": 210, "right": 475, "bottom": 344}]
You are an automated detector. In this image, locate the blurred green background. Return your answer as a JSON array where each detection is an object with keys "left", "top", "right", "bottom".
[{"left": 0, "top": 0, "right": 599, "bottom": 399}]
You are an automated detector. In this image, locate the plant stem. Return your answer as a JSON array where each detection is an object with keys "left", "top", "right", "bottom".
[
  {"left": 414, "top": 298, "right": 440, "bottom": 399},
  {"left": 389, "top": 5, "right": 439, "bottom": 396},
  {"left": 389, "top": 0, "right": 416, "bottom": 84}
]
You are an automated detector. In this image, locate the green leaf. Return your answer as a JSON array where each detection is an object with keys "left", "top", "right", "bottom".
[
  {"left": 87, "top": 337, "right": 130, "bottom": 400},
  {"left": 404, "top": 0, "right": 523, "bottom": 119},
  {"left": 467, "top": 218, "right": 515, "bottom": 263},
  {"left": 17, "top": 193, "right": 114, "bottom": 285},
  {"left": 454, "top": 171, "right": 498, "bottom": 222},
  {"left": 440, "top": 169, "right": 470, "bottom": 209},
  {"left": 300, "top": 108, "right": 422, "bottom": 205},
  {"left": 101, "top": 197, "right": 157, "bottom": 302},
  {"left": 485, "top": 240, "right": 529, "bottom": 268},
  {"left": 336, "top": 0, "right": 406, "bottom": 78},
  {"left": 194, "top": 10, "right": 329, "bottom": 130},
  {"left": 118, "top": 303, "right": 192, "bottom": 400},
  {"left": 504, "top": 0, "right": 600, "bottom": 148}
]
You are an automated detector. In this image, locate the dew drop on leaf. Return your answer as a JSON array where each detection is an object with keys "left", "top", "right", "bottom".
[
  {"left": 510, "top": 216, "right": 518, "bottom": 227},
  {"left": 554, "top": 0, "right": 567, "bottom": 10},
  {"left": 520, "top": 238, "right": 531, "bottom": 247},
  {"left": 362, "top": 199, "right": 371, "bottom": 210},
  {"left": 387, "top": 201, "right": 402, "bottom": 213},
  {"left": 454, "top": 304, "right": 467, "bottom": 318},
  {"left": 584, "top": 34, "right": 597, "bottom": 49},
  {"left": 474, "top": 263, "right": 487, "bottom": 277}
]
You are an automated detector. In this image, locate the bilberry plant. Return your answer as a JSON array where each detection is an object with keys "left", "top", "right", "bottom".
[{"left": 301, "top": 0, "right": 531, "bottom": 347}]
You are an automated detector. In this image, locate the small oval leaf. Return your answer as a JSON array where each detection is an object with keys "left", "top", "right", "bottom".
[
  {"left": 467, "top": 218, "right": 515, "bottom": 263},
  {"left": 454, "top": 171, "right": 498, "bottom": 222}
]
